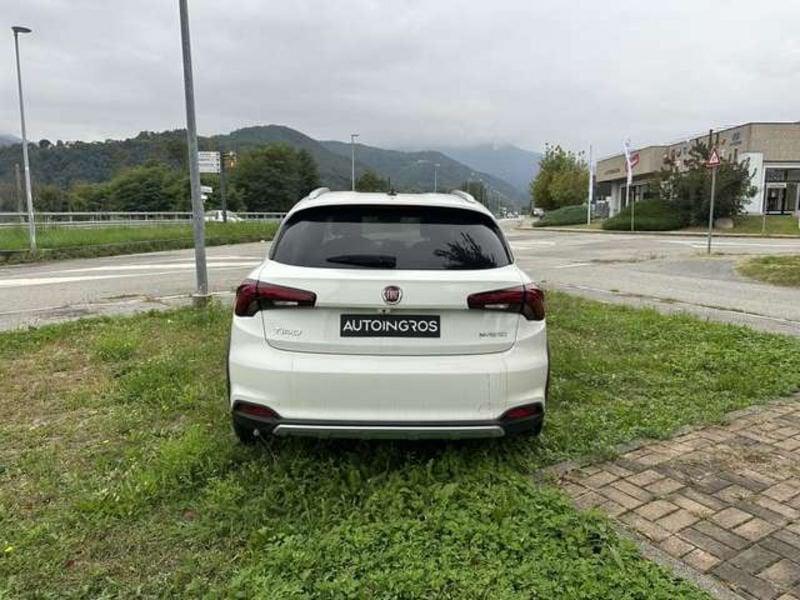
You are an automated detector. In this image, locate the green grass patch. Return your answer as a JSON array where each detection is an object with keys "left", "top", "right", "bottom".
[
  {"left": 3, "top": 295, "right": 800, "bottom": 597},
  {"left": 729, "top": 215, "right": 800, "bottom": 236},
  {"left": 683, "top": 215, "right": 800, "bottom": 236},
  {"left": 533, "top": 204, "right": 588, "bottom": 227},
  {"left": 603, "top": 200, "right": 686, "bottom": 231},
  {"left": 0, "top": 221, "right": 279, "bottom": 264},
  {"left": 738, "top": 254, "right": 800, "bottom": 287}
]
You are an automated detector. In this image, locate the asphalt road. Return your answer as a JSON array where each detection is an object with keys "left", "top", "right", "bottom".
[{"left": 1, "top": 229, "right": 799, "bottom": 334}]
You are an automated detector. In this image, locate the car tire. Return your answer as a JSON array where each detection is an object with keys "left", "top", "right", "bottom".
[{"left": 232, "top": 418, "right": 257, "bottom": 445}]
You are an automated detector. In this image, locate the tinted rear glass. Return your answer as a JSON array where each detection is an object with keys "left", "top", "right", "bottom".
[{"left": 271, "top": 205, "right": 512, "bottom": 270}]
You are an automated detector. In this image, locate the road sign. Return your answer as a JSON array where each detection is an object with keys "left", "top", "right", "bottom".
[
  {"left": 707, "top": 148, "right": 721, "bottom": 168},
  {"left": 198, "top": 151, "right": 220, "bottom": 174},
  {"left": 706, "top": 149, "right": 720, "bottom": 254}
]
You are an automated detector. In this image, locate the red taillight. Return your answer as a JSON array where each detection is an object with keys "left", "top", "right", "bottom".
[
  {"left": 234, "top": 279, "right": 316, "bottom": 317},
  {"left": 500, "top": 403, "right": 543, "bottom": 421},
  {"left": 467, "top": 283, "right": 545, "bottom": 321},
  {"left": 234, "top": 401, "right": 280, "bottom": 419}
]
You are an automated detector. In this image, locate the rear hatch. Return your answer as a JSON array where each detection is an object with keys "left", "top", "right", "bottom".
[{"left": 258, "top": 203, "right": 524, "bottom": 356}]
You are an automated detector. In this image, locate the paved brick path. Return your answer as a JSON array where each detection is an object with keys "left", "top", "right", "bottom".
[{"left": 560, "top": 398, "right": 800, "bottom": 600}]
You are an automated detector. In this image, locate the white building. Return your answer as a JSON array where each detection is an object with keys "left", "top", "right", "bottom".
[{"left": 596, "top": 122, "right": 800, "bottom": 217}]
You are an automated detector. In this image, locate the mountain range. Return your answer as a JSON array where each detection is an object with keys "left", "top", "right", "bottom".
[
  {"left": 429, "top": 144, "right": 540, "bottom": 196},
  {"left": 0, "top": 126, "right": 536, "bottom": 208},
  {"left": 0, "top": 134, "right": 20, "bottom": 147}
]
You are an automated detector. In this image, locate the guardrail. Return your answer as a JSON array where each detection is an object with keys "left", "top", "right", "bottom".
[{"left": 0, "top": 211, "right": 286, "bottom": 228}]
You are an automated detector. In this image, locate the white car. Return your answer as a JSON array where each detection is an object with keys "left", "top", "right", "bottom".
[
  {"left": 227, "top": 189, "right": 548, "bottom": 441},
  {"left": 205, "top": 210, "right": 242, "bottom": 222}
]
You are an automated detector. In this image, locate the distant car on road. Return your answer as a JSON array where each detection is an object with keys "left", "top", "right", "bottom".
[
  {"left": 205, "top": 210, "right": 242, "bottom": 222},
  {"left": 227, "top": 189, "right": 548, "bottom": 441},
  {"left": 531, "top": 207, "right": 544, "bottom": 217}
]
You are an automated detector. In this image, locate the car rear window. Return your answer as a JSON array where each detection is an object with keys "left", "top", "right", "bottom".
[{"left": 270, "top": 204, "right": 512, "bottom": 270}]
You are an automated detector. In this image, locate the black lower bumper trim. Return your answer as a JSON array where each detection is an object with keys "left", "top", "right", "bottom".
[{"left": 232, "top": 410, "right": 544, "bottom": 438}]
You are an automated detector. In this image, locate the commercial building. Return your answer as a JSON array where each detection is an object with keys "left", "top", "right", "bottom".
[{"left": 596, "top": 122, "right": 800, "bottom": 217}]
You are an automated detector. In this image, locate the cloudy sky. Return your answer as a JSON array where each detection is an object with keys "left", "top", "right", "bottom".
[{"left": 3, "top": 0, "right": 800, "bottom": 157}]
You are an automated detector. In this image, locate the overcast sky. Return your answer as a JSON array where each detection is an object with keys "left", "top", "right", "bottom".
[{"left": 3, "top": 0, "right": 800, "bottom": 157}]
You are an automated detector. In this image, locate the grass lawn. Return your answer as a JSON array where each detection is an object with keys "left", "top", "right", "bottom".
[
  {"left": 0, "top": 221, "right": 279, "bottom": 263},
  {"left": 730, "top": 215, "right": 800, "bottom": 236},
  {"left": 685, "top": 215, "right": 800, "bottom": 236},
  {"left": 738, "top": 254, "right": 800, "bottom": 287},
  {"left": 3, "top": 294, "right": 800, "bottom": 597}
]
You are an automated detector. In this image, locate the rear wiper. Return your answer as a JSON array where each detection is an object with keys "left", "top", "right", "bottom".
[{"left": 326, "top": 254, "right": 397, "bottom": 268}]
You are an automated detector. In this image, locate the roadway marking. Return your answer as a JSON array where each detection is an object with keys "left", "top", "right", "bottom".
[
  {"left": 550, "top": 262, "right": 593, "bottom": 269},
  {"left": 662, "top": 240, "right": 800, "bottom": 249},
  {"left": 0, "top": 261, "right": 259, "bottom": 288}
]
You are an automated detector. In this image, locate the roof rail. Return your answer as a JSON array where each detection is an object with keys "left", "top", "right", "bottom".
[
  {"left": 306, "top": 187, "right": 330, "bottom": 200},
  {"left": 449, "top": 190, "right": 478, "bottom": 203}
]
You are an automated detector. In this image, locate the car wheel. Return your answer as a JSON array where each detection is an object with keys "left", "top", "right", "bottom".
[{"left": 232, "top": 418, "right": 257, "bottom": 444}]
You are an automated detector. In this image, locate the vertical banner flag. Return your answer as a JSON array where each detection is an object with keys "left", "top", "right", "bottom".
[{"left": 623, "top": 139, "right": 633, "bottom": 186}]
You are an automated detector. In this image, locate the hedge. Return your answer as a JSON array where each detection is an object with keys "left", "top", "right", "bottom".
[
  {"left": 602, "top": 200, "right": 686, "bottom": 231},
  {"left": 533, "top": 204, "right": 588, "bottom": 227}
]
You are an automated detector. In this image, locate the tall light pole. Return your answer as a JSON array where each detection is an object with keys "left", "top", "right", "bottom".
[
  {"left": 586, "top": 144, "right": 594, "bottom": 226},
  {"left": 177, "top": 0, "right": 208, "bottom": 300},
  {"left": 350, "top": 133, "right": 359, "bottom": 191},
  {"left": 416, "top": 159, "right": 440, "bottom": 192},
  {"left": 12, "top": 25, "right": 36, "bottom": 252}
]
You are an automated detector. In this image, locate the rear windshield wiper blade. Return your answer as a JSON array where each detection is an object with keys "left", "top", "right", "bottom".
[{"left": 326, "top": 254, "right": 397, "bottom": 268}]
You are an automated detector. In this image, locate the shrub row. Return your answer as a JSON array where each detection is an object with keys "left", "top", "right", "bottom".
[
  {"left": 602, "top": 200, "right": 685, "bottom": 231},
  {"left": 533, "top": 204, "right": 587, "bottom": 227}
]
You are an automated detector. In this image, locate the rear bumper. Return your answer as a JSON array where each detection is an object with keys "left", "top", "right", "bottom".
[
  {"left": 232, "top": 410, "right": 543, "bottom": 439},
  {"left": 228, "top": 314, "right": 548, "bottom": 423}
]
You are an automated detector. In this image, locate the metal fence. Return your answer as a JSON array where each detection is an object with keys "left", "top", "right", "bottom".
[{"left": 0, "top": 211, "right": 286, "bottom": 228}]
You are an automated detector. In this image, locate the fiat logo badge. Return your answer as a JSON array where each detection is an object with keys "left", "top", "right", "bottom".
[{"left": 382, "top": 285, "right": 402, "bottom": 305}]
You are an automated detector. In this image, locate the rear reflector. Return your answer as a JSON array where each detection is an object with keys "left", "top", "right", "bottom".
[
  {"left": 234, "top": 401, "right": 280, "bottom": 419},
  {"left": 467, "top": 283, "right": 545, "bottom": 321},
  {"left": 500, "top": 403, "right": 543, "bottom": 421},
  {"left": 234, "top": 279, "right": 316, "bottom": 316}
]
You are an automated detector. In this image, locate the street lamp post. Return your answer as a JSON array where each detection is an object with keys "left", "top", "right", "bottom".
[
  {"left": 350, "top": 133, "right": 359, "bottom": 191},
  {"left": 416, "top": 159, "right": 440, "bottom": 192},
  {"left": 177, "top": 0, "right": 208, "bottom": 301},
  {"left": 12, "top": 25, "right": 36, "bottom": 252}
]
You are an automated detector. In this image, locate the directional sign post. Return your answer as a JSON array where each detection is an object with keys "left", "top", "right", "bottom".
[
  {"left": 198, "top": 151, "right": 220, "bottom": 174},
  {"left": 706, "top": 148, "right": 721, "bottom": 255}
]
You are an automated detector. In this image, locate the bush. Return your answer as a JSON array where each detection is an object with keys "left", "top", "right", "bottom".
[
  {"left": 534, "top": 204, "right": 588, "bottom": 227},
  {"left": 602, "top": 200, "right": 686, "bottom": 231}
]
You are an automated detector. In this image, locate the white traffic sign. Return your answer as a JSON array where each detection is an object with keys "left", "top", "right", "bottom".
[
  {"left": 198, "top": 151, "right": 221, "bottom": 174},
  {"left": 707, "top": 148, "right": 721, "bottom": 168}
]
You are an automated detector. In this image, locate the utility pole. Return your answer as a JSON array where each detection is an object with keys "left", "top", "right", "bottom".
[
  {"left": 434, "top": 163, "right": 439, "bottom": 193},
  {"left": 350, "top": 133, "right": 359, "bottom": 191},
  {"left": 178, "top": 0, "right": 208, "bottom": 300},
  {"left": 14, "top": 163, "right": 23, "bottom": 216},
  {"left": 220, "top": 151, "right": 228, "bottom": 223},
  {"left": 706, "top": 148, "right": 720, "bottom": 254},
  {"left": 12, "top": 26, "right": 36, "bottom": 251}
]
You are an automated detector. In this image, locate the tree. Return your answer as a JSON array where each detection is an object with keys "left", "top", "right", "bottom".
[
  {"left": 106, "top": 163, "right": 182, "bottom": 211},
  {"left": 296, "top": 149, "right": 320, "bottom": 196},
  {"left": 654, "top": 142, "right": 756, "bottom": 225},
  {"left": 68, "top": 182, "right": 110, "bottom": 211},
  {"left": 355, "top": 170, "right": 390, "bottom": 192},
  {"left": 530, "top": 145, "right": 589, "bottom": 211},
  {"left": 35, "top": 184, "right": 69, "bottom": 211},
  {"left": 229, "top": 145, "right": 303, "bottom": 211}
]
